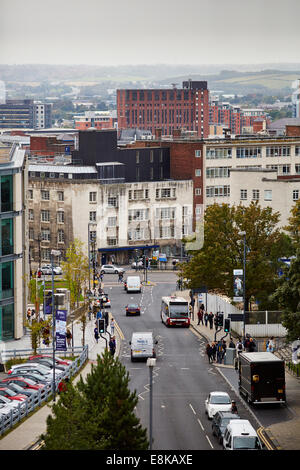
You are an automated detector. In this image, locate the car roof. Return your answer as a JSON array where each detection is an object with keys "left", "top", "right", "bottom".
[
  {"left": 210, "top": 391, "right": 230, "bottom": 396},
  {"left": 227, "top": 419, "right": 257, "bottom": 436}
]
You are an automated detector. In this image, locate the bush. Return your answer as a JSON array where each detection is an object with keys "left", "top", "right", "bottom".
[{"left": 4, "top": 357, "right": 27, "bottom": 372}]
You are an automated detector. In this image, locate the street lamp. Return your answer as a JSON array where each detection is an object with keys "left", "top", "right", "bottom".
[
  {"left": 147, "top": 357, "right": 156, "bottom": 450},
  {"left": 238, "top": 231, "right": 246, "bottom": 339},
  {"left": 51, "top": 249, "right": 61, "bottom": 402}
]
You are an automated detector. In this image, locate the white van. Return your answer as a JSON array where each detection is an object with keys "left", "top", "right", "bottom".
[
  {"left": 130, "top": 332, "right": 157, "bottom": 362},
  {"left": 222, "top": 419, "right": 262, "bottom": 450},
  {"left": 126, "top": 276, "right": 141, "bottom": 293}
]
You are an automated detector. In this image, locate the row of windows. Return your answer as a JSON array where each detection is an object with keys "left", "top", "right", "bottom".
[
  {"left": 29, "top": 209, "right": 65, "bottom": 223},
  {"left": 29, "top": 228, "right": 65, "bottom": 243},
  {"left": 206, "top": 146, "right": 300, "bottom": 159},
  {"left": 29, "top": 189, "right": 64, "bottom": 201},
  {"left": 240, "top": 189, "right": 300, "bottom": 201},
  {"left": 206, "top": 185, "right": 230, "bottom": 197}
]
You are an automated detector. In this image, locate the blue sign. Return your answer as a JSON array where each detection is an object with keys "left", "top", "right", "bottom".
[
  {"left": 55, "top": 309, "right": 67, "bottom": 351},
  {"left": 96, "top": 310, "right": 102, "bottom": 319}
]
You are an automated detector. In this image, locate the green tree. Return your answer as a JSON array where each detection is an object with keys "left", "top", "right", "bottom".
[
  {"left": 179, "top": 202, "right": 292, "bottom": 309},
  {"left": 42, "top": 351, "right": 149, "bottom": 450},
  {"left": 284, "top": 199, "right": 300, "bottom": 247},
  {"left": 271, "top": 250, "right": 300, "bottom": 342},
  {"left": 61, "top": 239, "right": 89, "bottom": 309}
]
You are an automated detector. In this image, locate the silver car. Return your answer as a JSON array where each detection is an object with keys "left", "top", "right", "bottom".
[{"left": 100, "top": 264, "right": 125, "bottom": 274}]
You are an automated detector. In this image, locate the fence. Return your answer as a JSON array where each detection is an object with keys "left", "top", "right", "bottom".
[{"left": 0, "top": 345, "right": 88, "bottom": 436}]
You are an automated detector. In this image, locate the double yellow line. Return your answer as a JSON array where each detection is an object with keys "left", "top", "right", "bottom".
[{"left": 257, "top": 426, "right": 280, "bottom": 450}]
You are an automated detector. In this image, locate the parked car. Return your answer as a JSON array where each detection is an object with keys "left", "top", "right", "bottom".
[
  {"left": 29, "top": 354, "right": 72, "bottom": 366},
  {"left": 9, "top": 372, "right": 50, "bottom": 385},
  {"left": 97, "top": 293, "right": 111, "bottom": 308},
  {"left": 0, "top": 395, "right": 21, "bottom": 410},
  {"left": 39, "top": 265, "right": 62, "bottom": 275},
  {"left": 0, "top": 387, "right": 27, "bottom": 402},
  {"left": 0, "top": 402, "right": 19, "bottom": 417},
  {"left": 1, "top": 377, "right": 44, "bottom": 390},
  {"left": 0, "top": 382, "right": 36, "bottom": 397},
  {"left": 126, "top": 304, "right": 141, "bottom": 316},
  {"left": 205, "top": 391, "right": 232, "bottom": 419},
  {"left": 100, "top": 264, "right": 125, "bottom": 274},
  {"left": 8, "top": 364, "right": 58, "bottom": 382},
  {"left": 27, "top": 357, "right": 67, "bottom": 371},
  {"left": 212, "top": 411, "right": 241, "bottom": 444},
  {"left": 8, "top": 362, "right": 63, "bottom": 378},
  {"left": 223, "top": 419, "right": 262, "bottom": 450}
]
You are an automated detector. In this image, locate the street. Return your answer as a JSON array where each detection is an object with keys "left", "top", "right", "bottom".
[{"left": 100, "top": 269, "right": 291, "bottom": 450}]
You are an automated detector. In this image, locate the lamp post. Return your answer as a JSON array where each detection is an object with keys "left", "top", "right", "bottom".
[
  {"left": 238, "top": 231, "right": 246, "bottom": 339},
  {"left": 51, "top": 249, "right": 61, "bottom": 402},
  {"left": 147, "top": 357, "right": 156, "bottom": 450}
]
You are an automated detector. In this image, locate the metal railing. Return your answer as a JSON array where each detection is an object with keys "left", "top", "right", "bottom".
[{"left": 0, "top": 345, "right": 88, "bottom": 436}]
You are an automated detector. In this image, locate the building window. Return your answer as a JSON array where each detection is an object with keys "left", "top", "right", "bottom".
[
  {"left": 240, "top": 189, "right": 247, "bottom": 200},
  {"left": 295, "top": 164, "right": 300, "bottom": 174},
  {"left": 195, "top": 205, "right": 202, "bottom": 215},
  {"left": 89, "top": 211, "right": 96, "bottom": 222},
  {"left": 57, "top": 191, "right": 64, "bottom": 201},
  {"left": 29, "top": 209, "right": 34, "bottom": 221},
  {"left": 107, "top": 237, "right": 117, "bottom": 246},
  {"left": 206, "top": 148, "right": 232, "bottom": 159},
  {"left": 266, "top": 146, "right": 290, "bottom": 157},
  {"left": 28, "top": 189, "right": 33, "bottom": 199},
  {"left": 41, "top": 229, "right": 50, "bottom": 241},
  {"left": 29, "top": 228, "right": 34, "bottom": 240},
  {"left": 89, "top": 192, "right": 97, "bottom": 203},
  {"left": 195, "top": 169, "right": 201, "bottom": 177},
  {"left": 41, "top": 210, "right": 50, "bottom": 222},
  {"left": 264, "top": 190, "right": 272, "bottom": 201},
  {"left": 206, "top": 167, "right": 230, "bottom": 178},
  {"left": 195, "top": 150, "right": 201, "bottom": 157},
  {"left": 206, "top": 185, "right": 230, "bottom": 197},
  {"left": 155, "top": 207, "right": 176, "bottom": 219},
  {"left": 252, "top": 189, "right": 260, "bottom": 200},
  {"left": 161, "top": 188, "right": 171, "bottom": 198},
  {"left": 195, "top": 188, "right": 202, "bottom": 196},
  {"left": 41, "top": 190, "right": 50, "bottom": 200},
  {"left": 108, "top": 196, "right": 118, "bottom": 207},
  {"left": 293, "top": 190, "right": 299, "bottom": 201},
  {"left": 41, "top": 248, "right": 51, "bottom": 261},
  {"left": 128, "top": 209, "right": 149, "bottom": 221},
  {"left": 58, "top": 229, "right": 65, "bottom": 243},
  {"left": 108, "top": 217, "right": 117, "bottom": 227},
  {"left": 57, "top": 211, "right": 64, "bottom": 223},
  {"left": 237, "top": 147, "right": 262, "bottom": 158}
]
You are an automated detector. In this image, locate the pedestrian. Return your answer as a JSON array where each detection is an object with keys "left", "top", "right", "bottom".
[
  {"left": 197, "top": 309, "right": 203, "bottom": 325},
  {"left": 266, "top": 336, "right": 275, "bottom": 352},
  {"left": 206, "top": 343, "right": 213, "bottom": 363},
  {"left": 109, "top": 336, "right": 116, "bottom": 356},
  {"left": 248, "top": 337, "right": 256, "bottom": 352},
  {"left": 217, "top": 340, "right": 224, "bottom": 364},
  {"left": 236, "top": 339, "right": 244, "bottom": 355},
  {"left": 26, "top": 308, "right": 31, "bottom": 324},
  {"left": 229, "top": 338, "right": 235, "bottom": 348},
  {"left": 204, "top": 312, "right": 209, "bottom": 327},
  {"left": 211, "top": 342, "right": 217, "bottom": 362},
  {"left": 208, "top": 312, "right": 214, "bottom": 330},
  {"left": 66, "top": 328, "right": 72, "bottom": 348},
  {"left": 243, "top": 334, "right": 251, "bottom": 351},
  {"left": 58, "top": 377, "right": 69, "bottom": 394},
  {"left": 94, "top": 327, "right": 99, "bottom": 343},
  {"left": 222, "top": 339, "right": 227, "bottom": 361},
  {"left": 110, "top": 317, "right": 115, "bottom": 336},
  {"left": 231, "top": 400, "right": 238, "bottom": 414},
  {"left": 118, "top": 272, "right": 123, "bottom": 283},
  {"left": 214, "top": 313, "right": 219, "bottom": 330}
]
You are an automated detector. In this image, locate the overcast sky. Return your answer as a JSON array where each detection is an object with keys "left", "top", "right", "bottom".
[{"left": 0, "top": 0, "right": 299, "bottom": 66}]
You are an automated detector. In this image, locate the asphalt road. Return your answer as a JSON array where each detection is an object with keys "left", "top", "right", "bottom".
[{"left": 102, "top": 270, "right": 274, "bottom": 451}]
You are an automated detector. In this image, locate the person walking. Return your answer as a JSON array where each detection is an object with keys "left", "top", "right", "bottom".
[
  {"left": 248, "top": 337, "right": 256, "bottom": 352},
  {"left": 109, "top": 336, "right": 116, "bottom": 356},
  {"left": 94, "top": 326, "right": 99, "bottom": 344},
  {"left": 110, "top": 317, "right": 115, "bottom": 336},
  {"left": 197, "top": 309, "right": 203, "bottom": 325},
  {"left": 229, "top": 338, "right": 235, "bottom": 348},
  {"left": 206, "top": 343, "right": 213, "bottom": 363},
  {"left": 211, "top": 342, "right": 217, "bottom": 362},
  {"left": 208, "top": 312, "right": 214, "bottom": 330},
  {"left": 217, "top": 340, "right": 223, "bottom": 364},
  {"left": 231, "top": 400, "right": 238, "bottom": 414},
  {"left": 26, "top": 308, "right": 31, "bottom": 324},
  {"left": 66, "top": 328, "right": 72, "bottom": 348},
  {"left": 204, "top": 312, "right": 209, "bottom": 327},
  {"left": 236, "top": 338, "right": 244, "bottom": 354}
]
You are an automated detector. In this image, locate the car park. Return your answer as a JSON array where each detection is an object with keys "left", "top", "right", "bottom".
[
  {"left": 29, "top": 354, "right": 72, "bottom": 366},
  {"left": 1, "top": 377, "right": 44, "bottom": 390},
  {"left": 205, "top": 392, "right": 232, "bottom": 419},
  {"left": 8, "top": 365, "right": 56, "bottom": 383},
  {"left": 100, "top": 264, "right": 125, "bottom": 274},
  {"left": 8, "top": 362, "right": 63, "bottom": 378},
  {"left": 0, "top": 395, "right": 21, "bottom": 410},
  {"left": 0, "top": 387, "right": 27, "bottom": 402},
  {"left": 126, "top": 304, "right": 141, "bottom": 316},
  {"left": 212, "top": 411, "right": 241, "bottom": 444},
  {"left": 222, "top": 419, "right": 262, "bottom": 450},
  {"left": 27, "top": 357, "right": 67, "bottom": 371}
]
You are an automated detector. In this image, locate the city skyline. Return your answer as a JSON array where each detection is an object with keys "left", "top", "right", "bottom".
[{"left": 0, "top": 0, "right": 299, "bottom": 67}]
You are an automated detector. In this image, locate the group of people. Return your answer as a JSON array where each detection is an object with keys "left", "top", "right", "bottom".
[{"left": 197, "top": 307, "right": 224, "bottom": 331}]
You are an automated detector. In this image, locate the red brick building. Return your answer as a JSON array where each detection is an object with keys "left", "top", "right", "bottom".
[
  {"left": 209, "top": 102, "right": 269, "bottom": 135},
  {"left": 117, "top": 80, "right": 209, "bottom": 138}
]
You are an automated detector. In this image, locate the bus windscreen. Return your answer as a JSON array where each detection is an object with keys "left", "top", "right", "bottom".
[{"left": 169, "top": 302, "right": 189, "bottom": 318}]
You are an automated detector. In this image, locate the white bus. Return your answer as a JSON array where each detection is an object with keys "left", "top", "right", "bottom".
[{"left": 161, "top": 296, "right": 190, "bottom": 327}]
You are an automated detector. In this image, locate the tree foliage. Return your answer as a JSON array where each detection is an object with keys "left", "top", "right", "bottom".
[
  {"left": 179, "top": 202, "right": 292, "bottom": 308},
  {"left": 61, "top": 239, "right": 89, "bottom": 309},
  {"left": 42, "top": 351, "right": 149, "bottom": 450}
]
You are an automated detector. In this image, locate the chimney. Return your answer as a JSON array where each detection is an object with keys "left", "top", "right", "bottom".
[
  {"left": 155, "top": 128, "right": 162, "bottom": 140},
  {"left": 286, "top": 125, "right": 300, "bottom": 137}
]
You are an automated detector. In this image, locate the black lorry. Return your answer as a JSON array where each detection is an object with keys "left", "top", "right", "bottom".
[{"left": 238, "top": 352, "right": 286, "bottom": 405}]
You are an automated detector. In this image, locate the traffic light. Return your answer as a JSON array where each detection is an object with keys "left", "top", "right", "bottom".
[
  {"left": 224, "top": 318, "right": 231, "bottom": 333},
  {"left": 217, "top": 313, "right": 224, "bottom": 327},
  {"left": 98, "top": 318, "right": 105, "bottom": 334},
  {"left": 145, "top": 257, "right": 149, "bottom": 268}
]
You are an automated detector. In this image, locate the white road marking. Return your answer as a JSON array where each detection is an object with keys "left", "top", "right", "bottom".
[
  {"left": 206, "top": 435, "right": 214, "bottom": 449},
  {"left": 197, "top": 418, "right": 204, "bottom": 431},
  {"left": 189, "top": 404, "right": 196, "bottom": 415}
]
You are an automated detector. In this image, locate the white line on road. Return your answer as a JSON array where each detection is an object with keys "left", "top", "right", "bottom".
[
  {"left": 206, "top": 435, "right": 214, "bottom": 449},
  {"left": 197, "top": 418, "right": 204, "bottom": 431},
  {"left": 189, "top": 403, "right": 196, "bottom": 415}
]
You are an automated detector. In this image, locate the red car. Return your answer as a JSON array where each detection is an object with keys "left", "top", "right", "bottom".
[
  {"left": 29, "top": 354, "right": 72, "bottom": 366},
  {"left": 1, "top": 377, "right": 44, "bottom": 391},
  {"left": 0, "top": 387, "right": 27, "bottom": 402},
  {"left": 125, "top": 304, "right": 141, "bottom": 316}
]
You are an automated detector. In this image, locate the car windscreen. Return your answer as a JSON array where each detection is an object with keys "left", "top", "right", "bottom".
[
  {"left": 210, "top": 395, "right": 231, "bottom": 404},
  {"left": 169, "top": 302, "right": 189, "bottom": 317},
  {"left": 233, "top": 436, "right": 260, "bottom": 449}
]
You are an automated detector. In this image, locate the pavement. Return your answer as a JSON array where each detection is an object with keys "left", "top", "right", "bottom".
[{"left": 0, "top": 287, "right": 299, "bottom": 450}]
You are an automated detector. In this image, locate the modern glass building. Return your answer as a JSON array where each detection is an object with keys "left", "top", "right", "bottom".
[{"left": 0, "top": 144, "right": 27, "bottom": 341}]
